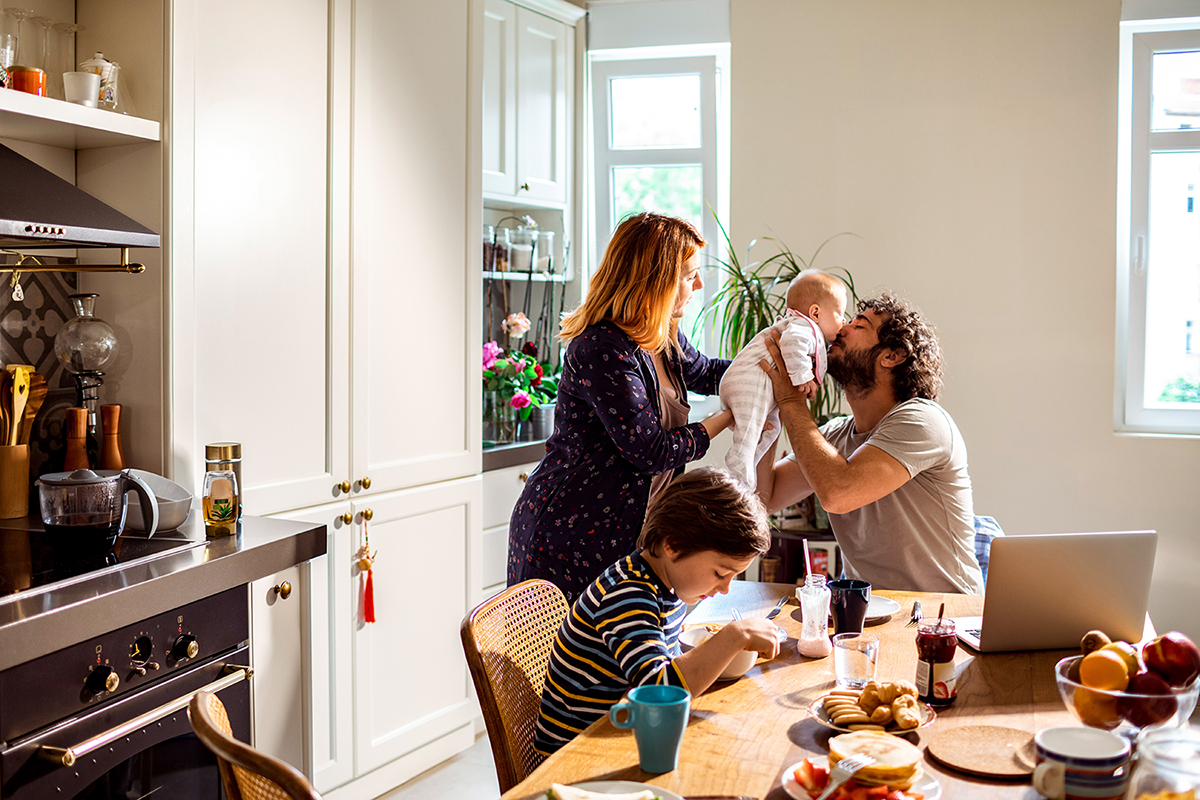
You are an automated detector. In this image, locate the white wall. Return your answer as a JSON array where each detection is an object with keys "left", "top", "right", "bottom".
[{"left": 729, "top": 0, "right": 1200, "bottom": 640}]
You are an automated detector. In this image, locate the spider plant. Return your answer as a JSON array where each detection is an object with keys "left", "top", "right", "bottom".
[{"left": 695, "top": 214, "right": 859, "bottom": 423}]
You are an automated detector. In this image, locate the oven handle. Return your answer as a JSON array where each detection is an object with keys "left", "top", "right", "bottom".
[{"left": 38, "top": 664, "right": 254, "bottom": 768}]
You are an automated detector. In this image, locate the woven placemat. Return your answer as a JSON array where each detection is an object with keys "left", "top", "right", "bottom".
[{"left": 924, "top": 725, "right": 1037, "bottom": 779}]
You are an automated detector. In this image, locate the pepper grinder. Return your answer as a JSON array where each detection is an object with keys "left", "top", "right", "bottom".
[
  {"left": 64, "top": 408, "right": 90, "bottom": 471},
  {"left": 98, "top": 404, "right": 125, "bottom": 470}
]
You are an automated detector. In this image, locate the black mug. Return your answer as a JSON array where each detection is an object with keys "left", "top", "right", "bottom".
[{"left": 829, "top": 579, "right": 872, "bottom": 634}]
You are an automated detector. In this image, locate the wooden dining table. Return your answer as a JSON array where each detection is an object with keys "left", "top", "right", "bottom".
[{"left": 499, "top": 581, "right": 1128, "bottom": 800}]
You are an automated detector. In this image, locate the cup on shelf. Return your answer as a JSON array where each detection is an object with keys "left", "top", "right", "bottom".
[
  {"left": 9, "top": 65, "right": 45, "bottom": 96},
  {"left": 63, "top": 71, "right": 100, "bottom": 106}
]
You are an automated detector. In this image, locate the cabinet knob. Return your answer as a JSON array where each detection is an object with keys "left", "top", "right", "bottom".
[
  {"left": 519, "top": 472, "right": 529, "bottom": 483},
  {"left": 337, "top": 480, "right": 351, "bottom": 494},
  {"left": 340, "top": 512, "right": 353, "bottom": 525},
  {"left": 362, "top": 508, "right": 374, "bottom": 522},
  {"left": 358, "top": 476, "right": 372, "bottom": 490},
  {"left": 273, "top": 581, "right": 292, "bottom": 600},
  {"left": 520, "top": 182, "right": 530, "bottom": 191}
]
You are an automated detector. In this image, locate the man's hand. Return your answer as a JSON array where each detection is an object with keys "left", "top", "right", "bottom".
[{"left": 759, "top": 329, "right": 807, "bottom": 407}]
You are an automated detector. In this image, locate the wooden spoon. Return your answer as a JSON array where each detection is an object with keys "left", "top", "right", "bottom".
[
  {"left": 9, "top": 367, "right": 28, "bottom": 446},
  {"left": 19, "top": 372, "right": 46, "bottom": 445},
  {"left": 0, "top": 371, "right": 10, "bottom": 446}
]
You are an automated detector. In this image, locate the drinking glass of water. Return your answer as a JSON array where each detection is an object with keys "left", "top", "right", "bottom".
[{"left": 833, "top": 632, "right": 878, "bottom": 689}]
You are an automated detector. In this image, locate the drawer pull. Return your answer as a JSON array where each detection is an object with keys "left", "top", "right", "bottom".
[{"left": 519, "top": 472, "right": 529, "bottom": 483}]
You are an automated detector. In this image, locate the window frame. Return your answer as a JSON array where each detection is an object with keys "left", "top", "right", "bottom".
[
  {"left": 587, "top": 46, "right": 729, "bottom": 352},
  {"left": 1117, "top": 20, "right": 1200, "bottom": 435}
]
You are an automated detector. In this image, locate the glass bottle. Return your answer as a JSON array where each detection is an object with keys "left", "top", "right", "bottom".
[
  {"left": 202, "top": 468, "right": 239, "bottom": 538},
  {"left": 54, "top": 293, "right": 118, "bottom": 442},
  {"left": 915, "top": 618, "right": 959, "bottom": 707},
  {"left": 797, "top": 573, "right": 833, "bottom": 658},
  {"left": 204, "top": 442, "right": 243, "bottom": 518},
  {"left": 1127, "top": 726, "right": 1200, "bottom": 800}
]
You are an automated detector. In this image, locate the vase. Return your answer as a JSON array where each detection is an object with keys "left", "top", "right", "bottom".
[
  {"left": 516, "top": 403, "right": 555, "bottom": 442},
  {"left": 483, "top": 390, "right": 516, "bottom": 445}
]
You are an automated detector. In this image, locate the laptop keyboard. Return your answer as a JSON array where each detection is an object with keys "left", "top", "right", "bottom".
[{"left": 966, "top": 628, "right": 982, "bottom": 638}]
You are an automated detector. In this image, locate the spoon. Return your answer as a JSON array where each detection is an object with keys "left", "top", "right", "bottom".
[
  {"left": 19, "top": 372, "right": 46, "bottom": 444},
  {"left": 0, "top": 371, "right": 10, "bottom": 445},
  {"left": 9, "top": 367, "right": 29, "bottom": 446}
]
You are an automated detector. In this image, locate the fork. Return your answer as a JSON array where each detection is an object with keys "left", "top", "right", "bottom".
[
  {"left": 814, "top": 754, "right": 876, "bottom": 800},
  {"left": 905, "top": 600, "right": 923, "bottom": 627},
  {"left": 765, "top": 595, "right": 789, "bottom": 620}
]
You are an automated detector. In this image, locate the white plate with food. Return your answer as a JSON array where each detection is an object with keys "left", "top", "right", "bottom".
[
  {"left": 806, "top": 697, "right": 936, "bottom": 734},
  {"left": 864, "top": 595, "right": 902, "bottom": 623},
  {"left": 782, "top": 756, "right": 941, "bottom": 800},
  {"left": 558, "top": 780, "right": 684, "bottom": 800}
]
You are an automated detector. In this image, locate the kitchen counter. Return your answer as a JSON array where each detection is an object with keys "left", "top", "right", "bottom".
[{"left": 0, "top": 514, "right": 326, "bottom": 671}]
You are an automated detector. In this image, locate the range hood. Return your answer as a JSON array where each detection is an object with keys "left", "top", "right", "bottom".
[{"left": 0, "top": 143, "right": 160, "bottom": 250}]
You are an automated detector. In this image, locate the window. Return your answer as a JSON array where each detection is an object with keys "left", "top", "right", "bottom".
[
  {"left": 1117, "top": 21, "right": 1200, "bottom": 433},
  {"left": 589, "top": 48, "right": 728, "bottom": 349}
]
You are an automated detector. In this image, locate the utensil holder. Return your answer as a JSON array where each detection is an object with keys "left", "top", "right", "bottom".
[{"left": 0, "top": 445, "right": 30, "bottom": 519}]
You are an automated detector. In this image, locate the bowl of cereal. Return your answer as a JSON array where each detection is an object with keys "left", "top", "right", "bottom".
[{"left": 679, "top": 622, "right": 756, "bottom": 681}]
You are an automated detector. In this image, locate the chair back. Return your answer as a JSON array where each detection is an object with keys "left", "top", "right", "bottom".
[
  {"left": 973, "top": 514, "right": 1005, "bottom": 587},
  {"left": 188, "top": 691, "right": 322, "bottom": 800},
  {"left": 461, "top": 579, "right": 569, "bottom": 793}
]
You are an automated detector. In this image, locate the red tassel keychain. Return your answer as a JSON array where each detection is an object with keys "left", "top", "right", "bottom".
[{"left": 356, "top": 518, "right": 377, "bottom": 624}]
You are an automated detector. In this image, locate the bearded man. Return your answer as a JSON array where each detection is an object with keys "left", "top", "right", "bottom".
[{"left": 755, "top": 293, "right": 983, "bottom": 594}]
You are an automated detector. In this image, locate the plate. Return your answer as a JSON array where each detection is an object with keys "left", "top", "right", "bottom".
[
  {"left": 864, "top": 595, "right": 901, "bottom": 622},
  {"left": 572, "top": 780, "right": 684, "bottom": 800},
  {"left": 806, "top": 697, "right": 936, "bottom": 734},
  {"left": 782, "top": 756, "right": 941, "bottom": 800}
]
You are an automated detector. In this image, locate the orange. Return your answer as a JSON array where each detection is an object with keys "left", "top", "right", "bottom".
[
  {"left": 1074, "top": 687, "right": 1122, "bottom": 729},
  {"left": 1080, "top": 650, "right": 1132, "bottom": 691}
]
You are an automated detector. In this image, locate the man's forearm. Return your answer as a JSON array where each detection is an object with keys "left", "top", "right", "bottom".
[{"left": 776, "top": 396, "right": 852, "bottom": 507}]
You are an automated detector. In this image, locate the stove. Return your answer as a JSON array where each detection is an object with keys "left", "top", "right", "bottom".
[{"left": 0, "top": 527, "right": 251, "bottom": 800}]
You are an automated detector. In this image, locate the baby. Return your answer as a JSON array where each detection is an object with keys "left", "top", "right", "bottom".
[{"left": 718, "top": 269, "right": 849, "bottom": 488}]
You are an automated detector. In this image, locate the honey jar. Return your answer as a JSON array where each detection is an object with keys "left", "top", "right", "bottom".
[{"left": 9, "top": 66, "right": 46, "bottom": 96}]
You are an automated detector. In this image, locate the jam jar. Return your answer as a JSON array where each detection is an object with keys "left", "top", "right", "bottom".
[
  {"left": 1127, "top": 726, "right": 1200, "bottom": 800},
  {"left": 915, "top": 618, "right": 958, "bottom": 707}
]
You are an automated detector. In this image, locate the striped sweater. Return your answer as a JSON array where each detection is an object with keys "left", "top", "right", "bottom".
[{"left": 533, "top": 552, "right": 689, "bottom": 757}]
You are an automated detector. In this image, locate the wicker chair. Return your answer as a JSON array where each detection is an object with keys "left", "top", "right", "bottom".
[
  {"left": 188, "top": 691, "right": 321, "bottom": 800},
  {"left": 461, "top": 579, "right": 569, "bottom": 793}
]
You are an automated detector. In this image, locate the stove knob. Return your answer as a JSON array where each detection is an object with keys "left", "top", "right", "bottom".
[
  {"left": 171, "top": 634, "right": 199, "bottom": 661},
  {"left": 86, "top": 665, "right": 119, "bottom": 695}
]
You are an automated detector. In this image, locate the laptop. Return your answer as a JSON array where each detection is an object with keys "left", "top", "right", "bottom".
[{"left": 953, "top": 531, "right": 1157, "bottom": 652}]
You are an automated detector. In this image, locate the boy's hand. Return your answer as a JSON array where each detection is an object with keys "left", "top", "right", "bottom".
[
  {"left": 725, "top": 617, "right": 781, "bottom": 660},
  {"left": 796, "top": 379, "right": 819, "bottom": 400}
]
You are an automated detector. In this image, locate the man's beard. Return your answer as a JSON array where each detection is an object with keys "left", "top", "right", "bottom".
[{"left": 826, "top": 343, "right": 877, "bottom": 394}]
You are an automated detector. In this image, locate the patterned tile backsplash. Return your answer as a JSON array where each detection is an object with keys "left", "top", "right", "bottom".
[{"left": 0, "top": 263, "right": 80, "bottom": 481}]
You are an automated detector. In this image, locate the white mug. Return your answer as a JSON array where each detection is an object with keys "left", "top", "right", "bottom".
[{"left": 1032, "top": 726, "right": 1131, "bottom": 800}]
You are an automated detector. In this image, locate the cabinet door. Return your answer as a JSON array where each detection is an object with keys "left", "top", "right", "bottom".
[
  {"left": 482, "top": 0, "right": 518, "bottom": 196},
  {"left": 350, "top": 0, "right": 481, "bottom": 494},
  {"left": 350, "top": 477, "right": 482, "bottom": 775},
  {"left": 516, "top": 6, "right": 570, "bottom": 205},
  {"left": 269, "top": 502, "right": 355, "bottom": 793},
  {"left": 169, "top": 0, "right": 351, "bottom": 514},
  {"left": 249, "top": 565, "right": 307, "bottom": 772}
]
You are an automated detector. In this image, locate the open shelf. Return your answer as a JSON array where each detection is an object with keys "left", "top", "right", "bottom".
[
  {"left": 483, "top": 270, "right": 570, "bottom": 283},
  {"left": 0, "top": 90, "right": 160, "bottom": 149}
]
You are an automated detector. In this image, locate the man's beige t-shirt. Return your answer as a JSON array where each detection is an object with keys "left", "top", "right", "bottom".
[{"left": 792, "top": 398, "right": 984, "bottom": 594}]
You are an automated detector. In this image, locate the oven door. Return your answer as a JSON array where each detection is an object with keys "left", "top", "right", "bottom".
[{"left": 0, "top": 646, "right": 251, "bottom": 800}]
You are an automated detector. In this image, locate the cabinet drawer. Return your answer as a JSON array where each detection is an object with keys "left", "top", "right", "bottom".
[
  {"left": 482, "top": 523, "right": 509, "bottom": 589},
  {"left": 482, "top": 461, "right": 537, "bottom": 529}
]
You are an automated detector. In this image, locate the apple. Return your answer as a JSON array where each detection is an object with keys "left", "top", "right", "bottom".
[
  {"left": 1142, "top": 631, "right": 1200, "bottom": 688},
  {"left": 1118, "top": 670, "right": 1178, "bottom": 727}
]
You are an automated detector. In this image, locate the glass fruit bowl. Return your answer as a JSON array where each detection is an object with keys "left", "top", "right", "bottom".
[{"left": 1054, "top": 656, "right": 1199, "bottom": 735}]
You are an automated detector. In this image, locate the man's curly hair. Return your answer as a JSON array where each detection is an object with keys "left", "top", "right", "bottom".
[{"left": 860, "top": 293, "right": 943, "bottom": 401}]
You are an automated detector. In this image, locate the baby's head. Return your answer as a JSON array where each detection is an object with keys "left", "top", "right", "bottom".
[{"left": 786, "top": 269, "right": 850, "bottom": 341}]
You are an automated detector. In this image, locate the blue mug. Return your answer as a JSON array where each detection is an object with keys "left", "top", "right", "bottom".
[
  {"left": 1032, "top": 726, "right": 1131, "bottom": 800},
  {"left": 609, "top": 684, "right": 691, "bottom": 773}
]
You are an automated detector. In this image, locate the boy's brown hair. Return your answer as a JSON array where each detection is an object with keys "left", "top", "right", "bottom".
[{"left": 638, "top": 467, "right": 772, "bottom": 560}]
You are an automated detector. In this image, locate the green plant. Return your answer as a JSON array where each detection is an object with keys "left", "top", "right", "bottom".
[
  {"left": 695, "top": 214, "right": 859, "bottom": 423},
  {"left": 1158, "top": 376, "right": 1200, "bottom": 404}
]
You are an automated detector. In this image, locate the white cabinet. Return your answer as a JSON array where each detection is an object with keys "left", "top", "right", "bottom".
[
  {"left": 481, "top": 461, "right": 538, "bottom": 595},
  {"left": 483, "top": 0, "right": 580, "bottom": 207},
  {"left": 249, "top": 564, "right": 309, "bottom": 773}
]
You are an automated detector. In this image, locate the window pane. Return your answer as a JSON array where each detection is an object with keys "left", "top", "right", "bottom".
[
  {"left": 612, "top": 165, "right": 706, "bottom": 341},
  {"left": 1152, "top": 50, "right": 1200, "bottom": 131},
  {"left": 1144, "top": 151, "right": 1200, "bottom": 406},
  {"left": 610, "top": 75, "right": 701, "bottom": 149}
]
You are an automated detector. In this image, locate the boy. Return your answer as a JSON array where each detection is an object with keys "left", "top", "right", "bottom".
[
  {"left": 533, "top": 467, "right": 780, "bottom": 758},
  {"left": 719, "top": 269, "right": 849, "bottom": 488}
]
